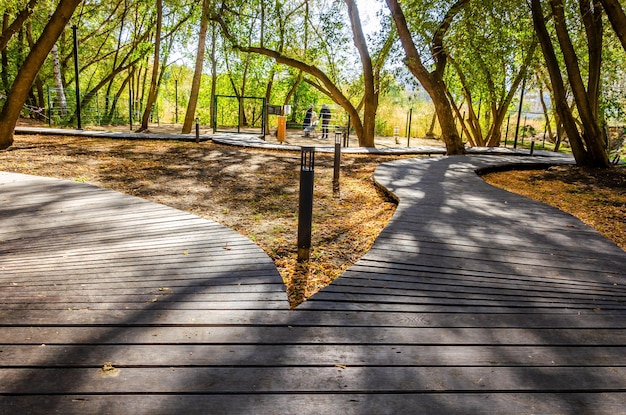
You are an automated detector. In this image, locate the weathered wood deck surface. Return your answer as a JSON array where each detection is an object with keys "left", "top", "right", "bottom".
[{"left": 1, "top": 155, "right": 626, "bottom": 414}]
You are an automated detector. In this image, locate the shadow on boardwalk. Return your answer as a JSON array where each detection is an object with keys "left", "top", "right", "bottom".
[{"left": 1, "top": 154, "right": 625, "bottom": 414}]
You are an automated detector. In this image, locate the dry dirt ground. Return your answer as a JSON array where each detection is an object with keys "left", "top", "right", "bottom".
[{"left": 2, "top": 125, "right": 624, "bottom": 306}]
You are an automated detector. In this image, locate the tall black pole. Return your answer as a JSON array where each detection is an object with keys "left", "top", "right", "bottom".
[
  {"left": 175, "top": 79, "right": 178, "bottom": 124},
  {"left": 72, "top": 25, "right": 82, "bottom": 130},
  {"left": 129, "top": 81, "right": 133, "bottom": 131},
  {"left": 513, "top": 76, "right": 526, "bottom": 149},
  {"left": 344, "top": 115, "right": 350, "bottom": 147}
]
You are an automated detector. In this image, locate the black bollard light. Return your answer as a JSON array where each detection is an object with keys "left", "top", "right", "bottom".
[
  {"left": 195, "top": 117, "right": 200, "bottom": 143},
  {"left": 333, "top": 130, "right": 342, "bottom": 195},
  {"left": 297, "top": 147, "right": 315, "bottom": 262}
]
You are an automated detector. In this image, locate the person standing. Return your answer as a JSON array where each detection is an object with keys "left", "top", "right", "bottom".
[
  {"left": 320, "top": 104, "right": 331, "bottom": 139},
  {"left": 302, "top": 105, "right": 313, "bottom": 137}
]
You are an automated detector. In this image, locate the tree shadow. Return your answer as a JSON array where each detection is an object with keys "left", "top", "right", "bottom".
[{"left": 1, "top": 153, "right": 626, "bottom": 414}]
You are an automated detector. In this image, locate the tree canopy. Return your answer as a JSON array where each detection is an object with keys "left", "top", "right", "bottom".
[{"left": 1, "top": 0, "right": 625, "bottom": 166}]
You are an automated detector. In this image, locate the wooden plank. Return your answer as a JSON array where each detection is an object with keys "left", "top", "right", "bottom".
[
  {"left": 2, "top": 393, "right": 625, "bottom": 415},
  {"left": 336, "top": 268, "right": 626, "bottom": 296},
  {"left": 1, "top": 308, "right": 625, "bottom": 327},
  {"left": 359, "top": 252, "right": 625, "bottom": 282},
  {"left": 317, "top": 282, "right": 626, "bottom": 304},
  {"left": 372, "top": 232, "right": 626, "bottom": 261},
  {"left": 346, "top": 260, "right": 625, "bottom": 292},
  {"left": 3, "top": 326, "right": 625, "bottom": 346},
  {"left": 329, "top": 277, "right": 626, "bottom": 303},
  {"left": 2, "top": 344, "right": 626, "bottom": 367},
  {"left": 1, "top": 366, "right": 625, "bottom": 393}
]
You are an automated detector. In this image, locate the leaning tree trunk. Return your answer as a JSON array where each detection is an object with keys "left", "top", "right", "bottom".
[
  {"left": 531, "top": 0, "right": 610, "bottom": 166},
  {"left": 600, "top": 0, "right": 626, "bottom": 53},
  {"left": 138, "top": 0, "right": 162, "bottom": 132},
  {"left": 386, "top": 0, "right": 466, "bottom": 155},
  {"left": 431, "top": 83, "right": 465, "bottom": 154},
  {"left": 209, "top": 22, "right": 217, "bottom": 130},
  {"left": 182, "top": 0, "right": 210, "bottom": 134},
  {"left": 1, "top": 13, "right": 9, "bottom": 92},
  {"left": 51, "top": 42, "right": 68, "bottom": 116},
  {"left": 0, "top": 0, "right": 82, "bottom": 149},
  {"left": 345, "top": 0, "right": 377, "bottom": 147}
]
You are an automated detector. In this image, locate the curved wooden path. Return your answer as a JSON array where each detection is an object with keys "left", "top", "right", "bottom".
[{"left": 1, "top": 155, "right": 626, "bottom": 414}]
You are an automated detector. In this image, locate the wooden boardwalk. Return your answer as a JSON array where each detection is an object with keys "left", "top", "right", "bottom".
[{"left": 1, "top": 155, "right": 626, "bottom": 414}]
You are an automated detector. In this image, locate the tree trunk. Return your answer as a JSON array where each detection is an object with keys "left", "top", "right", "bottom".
[
  {"left": 538, "top": 87, "right": 554, "bottom": 143},
  {"left": 0, "top": 0, "right": 82, "bottom": 149},
  {"left": 51, "top": 42, "right": 68, "bottom": 116},
  {"left": 432, "top": 82, "right": 465, "bottom": 153},
  {"left": 264, "top": 68, "right": 275, "bottom": 135},
  {"left": 209, "top": 22, "right": 217, "bottom": 130},
  {"left": 182, "top": 0, "right": 210, "bottom": 134},
  {"left": 345, "top": 0, "right": 376, "bottom": 147},
  {"left": 600, "top": 0, "right": 626, "bottom": 52},
  {"left": 385, "top": 0, "right": 466, "bottom": 155},
  {"left": 25, "top": 20, "right": 45, "bottom": 114},
  {"left": 0, "top": 0, "right": 38, "bottom": 52},
  {"left": 138, "top": 0, "right": 162, "bottom": 132},
  {"left": 106, "top": 68, "right": 133, "bottom": 123},
  {"left": 549, "top": 0, "right": 609, "bottom": 166},
  {"left": 530, "top": 0, "right": 610, "bottom": 166},
  {"left": 1, "top": 13, "right": 8, "bottom": 92}
]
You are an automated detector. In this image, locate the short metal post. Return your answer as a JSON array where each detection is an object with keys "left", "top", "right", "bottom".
[
  {"left": 195, "top": 118, "right": 200, "bottom": 143},
  {"left": 297, "top": 147, "right": 315, "bottom": 262},
  {"left": 530, "top": 139, "right": 535, "bottom": 156},
  {"left": 175, "top": 79, "right": 178, "bottom": 124},
  {"left": 129, "top": 83, "right": 133, "bottom": 131},
  {"left": 333, "top": 131, "right": 341, "bottom": 195},
  {"left": 344, "top": 115, "right": 350, "bottom": 147}
]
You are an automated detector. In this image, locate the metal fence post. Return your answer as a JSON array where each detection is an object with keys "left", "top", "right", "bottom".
[{"left": 297, "top": 147, "right": 315, "bottom": 262}]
